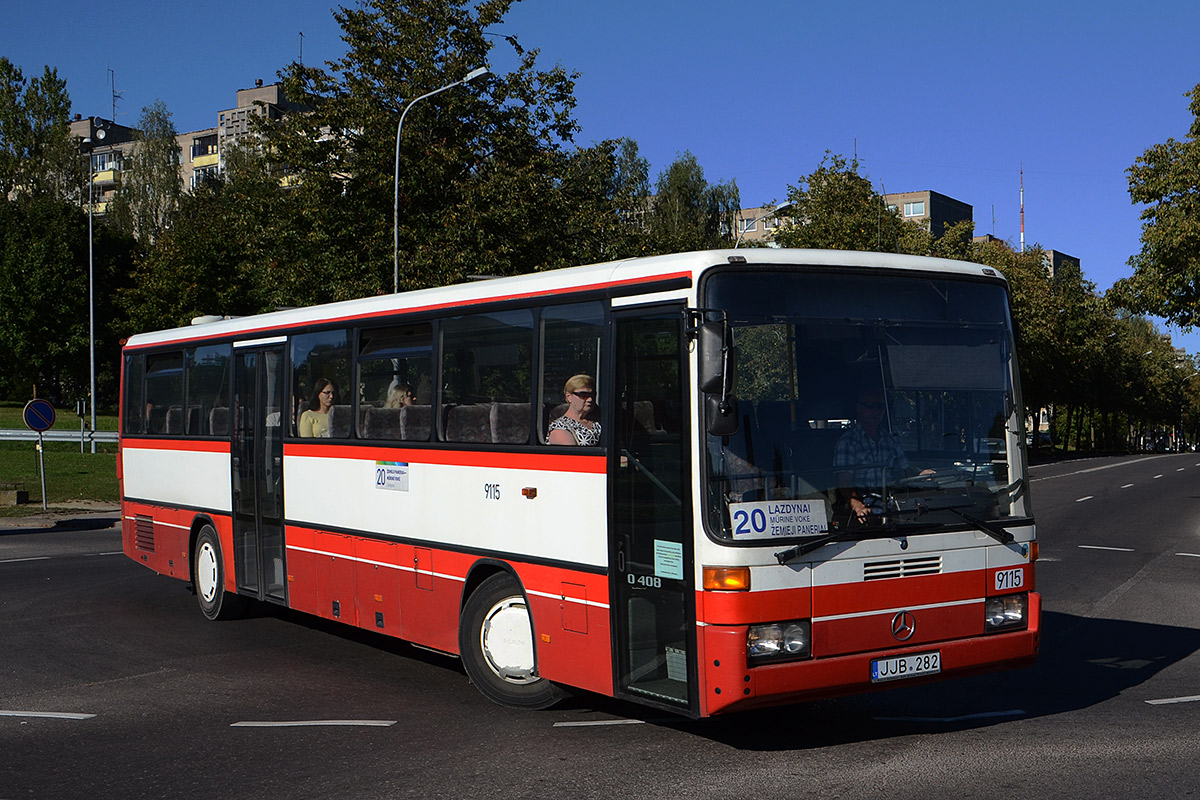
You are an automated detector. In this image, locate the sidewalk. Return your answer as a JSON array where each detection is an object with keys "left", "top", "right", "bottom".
[{"left": 0, "top": 500, "right": 121, "bottom": 530}]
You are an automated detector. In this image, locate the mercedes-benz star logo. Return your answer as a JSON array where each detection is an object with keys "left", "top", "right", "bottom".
[{"left": 891, "top": 610, "right": 916, "bottom": 641}]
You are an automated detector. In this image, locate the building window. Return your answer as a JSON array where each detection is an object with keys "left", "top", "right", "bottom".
[
  {"left": 904, "top": 201, "right": 926, "bottom": 217},
  {"left": 741, "top": 218, "right": 757, "bottom": 233}
]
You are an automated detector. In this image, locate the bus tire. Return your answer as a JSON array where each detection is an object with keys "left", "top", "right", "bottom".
[
  {"left": 459, "top": 573, "right": 564, "bottom": 709},
  {"left": 193, "top": 524, "right": 246, "bottom": 621}
]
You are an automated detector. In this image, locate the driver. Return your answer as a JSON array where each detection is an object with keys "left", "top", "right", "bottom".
[{"left": 834, "top": 387, "right": 933, "bottom": 522}]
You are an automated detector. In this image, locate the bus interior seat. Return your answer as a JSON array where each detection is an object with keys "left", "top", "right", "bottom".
[
  {"left": 164, "top": 406, "right": 184, "bottom": 434},
  {"left": 491, "top": 402, "right": 531, "bottom": 444},
  {"left": 445, "top": 404, "right": 491, "bottom": 443},
  {"left": 328, "top": 404, "right": 352, "bottom": 438},
  {"left": 363, "top": 406, "right": 402, "bottom": 440},
  {"left": 400, "top": 404, "right": 431, "bottom": 441}
]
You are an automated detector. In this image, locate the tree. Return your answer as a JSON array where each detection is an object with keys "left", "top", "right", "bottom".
[
  {"left": 1112, "top": 82, "right": 1200, "bottom": 327},
  {"left": 0, "top": 58, "right": 78, "bottom": 202},
  {"left": 643, "top": 151, "right": 739, "bottom": 253},
  {"left": 257, "top": 0, "right": 596, "bottom": 298},
  {"left": 109, "top": 100, "right": 182, "bottom": 245},
  {"left": 774, "top": 152, "right": 931, "bottom": 253}
]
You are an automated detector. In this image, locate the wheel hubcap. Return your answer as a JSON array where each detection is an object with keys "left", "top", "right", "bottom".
[
  {"left": 197, "top": 541, "right": 218, "bottom": 603},
  {"left": 480, "top": 597, "right": 536, "bottom": 683}
]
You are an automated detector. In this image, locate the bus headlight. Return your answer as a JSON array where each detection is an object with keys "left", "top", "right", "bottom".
[
  {"left": 748, "top": 620, "right": 811, "bottom": 662},
  {"left": 984, "top": 593, "right": 1028, "bottom": 632}
]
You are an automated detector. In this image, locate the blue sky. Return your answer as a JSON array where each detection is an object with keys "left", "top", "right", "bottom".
[{"left": 6, "top": 0, "right": 1200, "bottom": 351}]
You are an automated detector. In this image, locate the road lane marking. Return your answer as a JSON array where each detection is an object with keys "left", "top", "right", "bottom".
[
  {"left": 0, "top": 710, "right": 96, "bottom": 720},
  {"left": 1146, "top": 695, "right": 1200, "bottom": 706},
  {"left": 875, "top": 709, "right": 1025, "bottom": 723},
  {"left": 1154, "top": 474, "right": 1164, "bottom": 479},
  {"left": 1178, "top": 468, "right": 1186, "bottom": 472},
  {"left": 0, "top": 556, "right": 51, "bottom": 564},
  {"left": 1121, "top": 483, "right": 1135, "bottom": 489},
  {"left": 1075, "top": 496, "right": 1094, "bottom": 503},
  {"left": 1030, "top": 455, "right": 1176, "bottom": 482},
  {"left": 1175, "top": 553, "right": 1200, "bottom": 558},
  {"left": 554, "top": 719, "right": 647, "bottom": 727},
  {"left": 231, "top": 720, "right": 397, "bottom": 728},
  {"left": 1079, "top": 545, "right": 1135, "bottom": 552}
]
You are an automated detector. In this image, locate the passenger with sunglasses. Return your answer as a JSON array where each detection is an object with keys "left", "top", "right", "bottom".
[
  {"left": 548, "top": 374, "right": 601, "bottom": 446},
  {"left": 834, "top": 387, "right": 933, "bottom": 522}
]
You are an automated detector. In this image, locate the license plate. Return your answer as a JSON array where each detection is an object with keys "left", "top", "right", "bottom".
[{"left": 871, "top": 651, "right": 941, "bottom": 682}]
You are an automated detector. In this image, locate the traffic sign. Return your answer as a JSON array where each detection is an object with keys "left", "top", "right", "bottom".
[{"left": 23, "top": 399, "right": 56, "bottom": 432}]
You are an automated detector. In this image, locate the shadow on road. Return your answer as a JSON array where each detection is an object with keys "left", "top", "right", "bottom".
[
  {"left": 0, "top": 514, "right": 120, "bottom": 536},
  {"left": 676, "top": 609, "right": 1200, "bottom": 748}
]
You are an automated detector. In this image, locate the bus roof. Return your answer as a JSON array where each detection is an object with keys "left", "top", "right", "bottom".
[{"left": 123, "top": 249, "right": 1006, "bottom": 350}]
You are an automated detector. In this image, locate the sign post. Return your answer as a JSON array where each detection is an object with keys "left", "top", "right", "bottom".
[{"left": 23, "top": 399, "right": 55, "bottom": 511}]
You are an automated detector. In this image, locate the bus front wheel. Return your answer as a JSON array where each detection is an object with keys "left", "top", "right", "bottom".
[
  {"left": 459, "top": 573, "right": 564, "bottom": 709},
  {"left": 193, "top": 524, "right": 246, "bottom": 621}
]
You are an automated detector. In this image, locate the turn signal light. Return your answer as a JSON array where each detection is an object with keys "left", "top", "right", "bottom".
[{"left": 703, "top": 566, "right": 750, "bottom": 591}]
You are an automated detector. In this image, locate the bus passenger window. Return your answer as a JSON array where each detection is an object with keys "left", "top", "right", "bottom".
[
  {"left": 539, "top": 302, "right": 604, "bottom": 445},
  {"left": 292, "top": 330, "right": 351, "bottom": 438},
  {"left": 357, "top": 323, "right": 433, "bottom": 441},
  {"left": 441, "top": 310, "right": 533, "bottom": 444}
]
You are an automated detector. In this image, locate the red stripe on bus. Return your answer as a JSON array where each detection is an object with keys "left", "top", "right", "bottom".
[
  {"left": 283, "top": 442, "right": 607, "bottom": 473},
  {"left": 121, "top": 438, "right": 231, "bottom": 454},
  {"left": 124, "top": 270, "right": 693, "bottom": 350}
]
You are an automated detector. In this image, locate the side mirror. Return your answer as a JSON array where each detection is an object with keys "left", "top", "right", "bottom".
[
  {"left": 698, "top": 321, "right": 736, "bottom": 395},
  {"left": 706, "top": 394, "right": 739, "bottom": 437}
]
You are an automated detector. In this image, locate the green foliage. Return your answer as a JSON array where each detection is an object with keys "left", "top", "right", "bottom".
[
  {"left": 774, "top": 152, "right": 932, "bottom": 254},
  {"left": 1112, "top": 82, "right": 1200, "bottom": 327},
  {"left": 108, "top": 100, "right": 182, "bottom": 245},
  {"left": 644, "top": 151, "right": 739, "bottom": 253},
  {"left": 0, "top": 58, "right": 79, "bottom": 202}
]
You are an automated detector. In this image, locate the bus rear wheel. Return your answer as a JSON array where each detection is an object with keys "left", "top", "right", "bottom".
[
  {"left": 193, "top": 524, "right": 246, "bottom": 621},
  {"left": 459, "top": 573, "right": 564, "bottom": 709}
]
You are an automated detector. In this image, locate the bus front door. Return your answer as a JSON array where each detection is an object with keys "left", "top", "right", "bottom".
[
  {"left": 231, "top": 345, "right": 287, "bottom": 604},
  {"left": 610, "top": 308, "right": 696, "bottom": 713}
]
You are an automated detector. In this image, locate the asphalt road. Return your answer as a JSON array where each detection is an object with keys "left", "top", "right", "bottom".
[{"left": 2, "top": 452, "right": 1199, "bottom": 798}]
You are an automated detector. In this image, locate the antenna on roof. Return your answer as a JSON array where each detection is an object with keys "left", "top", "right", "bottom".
[
  {"left": 1019, "top": 164, "right": 1025, "bottom": 253},
  {"left": 299, "top": 31, "right": 304, "bottom": 65}
]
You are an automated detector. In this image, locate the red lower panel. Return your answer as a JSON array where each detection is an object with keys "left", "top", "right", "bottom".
[{"left": 700, "top": 592, "right": 1041, "bottom": 716}]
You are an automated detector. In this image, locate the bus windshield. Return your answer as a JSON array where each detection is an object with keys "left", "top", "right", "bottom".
[{"left": 703, "top": 268, "right": 1028, "bottom": 543}]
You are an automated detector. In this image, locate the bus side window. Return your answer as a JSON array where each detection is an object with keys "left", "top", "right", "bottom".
[
  {"left": 291, "top": 329, "right": 352, "bottom": 438},
  {"left": 539, "top": 302, "right": 604, "bottom": 444},
  {"left": 441, "top": 310, "right": 534, "bottom": 444}
]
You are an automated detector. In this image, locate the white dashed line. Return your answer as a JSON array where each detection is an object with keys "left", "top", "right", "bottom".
[
  {"left": 1079, "top": 545, "right": 1135, "bottom": 552},
  {"left": 231, "top": 720, "right": 397, "bottom": 728},
  {"left": 1146, "top": 695, "right": 1200, "bottom": 706},
  {"left": 0, "top": 556, "right": 51, "bottom": 564},
  {"left": 1175, "top": 553, "right": 1200, "bottom": 559},
  {"left": 1154, "top": 474, "right": 1164, "bottom": 479},
  {"left": 1121, "top": 484, "right": 1135, "bottom": 489},
  {"left": 875, "top": 709, "right": 1026, "bottom": 723},
  {"left": 1075, "top": 496, "right": 1094, "bottom": 503},
  {"left": 0, "top": 710, "right": 96, "bottom": 720},
  {"left": 554, "top": 719, "right": 647, "bottom": 727}
]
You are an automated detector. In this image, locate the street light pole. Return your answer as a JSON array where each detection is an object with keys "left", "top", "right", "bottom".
[
  {"left": 88, "top": 156, "right": 96, "bottom": 453},
  {"left": 734, "top": 201, "right": 795, "bottom": 249},
  {"left": 393, "top": 66, "right": 490, "bottom": 293}
]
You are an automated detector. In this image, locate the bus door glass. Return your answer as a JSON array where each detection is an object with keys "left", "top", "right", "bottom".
[
  {"left": 611, "top": 308, "right": 695, "bottom": 711},
  {"left": 232, "top": 345, "right": 287, "bottom": 603}
]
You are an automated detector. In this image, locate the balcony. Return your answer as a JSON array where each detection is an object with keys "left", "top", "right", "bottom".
[
  {"left": 192, "top": 153, "right": 219, "bottom": 168},
  {"left": 92, "top": 169, "right": 119, "bottom": 185}
]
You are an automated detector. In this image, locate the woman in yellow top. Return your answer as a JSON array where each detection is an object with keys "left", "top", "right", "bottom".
[{"left": 298, "top": 379, "right": 336, "bottom": 437}]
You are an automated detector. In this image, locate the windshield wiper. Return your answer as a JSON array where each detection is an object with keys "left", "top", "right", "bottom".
[
  {"left": 774, "top": 522, "right": 884, "bottom": 564},
  {"left": 938, "top": 505, "right": 1014, "bottom": 545}
]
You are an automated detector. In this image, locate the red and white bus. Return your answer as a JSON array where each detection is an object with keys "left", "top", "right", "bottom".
[{"left": 119, "top": 249, "right": 1039, "bottom": 717}]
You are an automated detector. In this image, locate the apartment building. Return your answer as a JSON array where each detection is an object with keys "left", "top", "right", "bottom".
[
  {"left": 73, "top": 81, "right": 298, "bottom": 213},
  {"left": 68, "top": 116, "right": 138, "bottom": 214},
  {"left": 883, "top": 190, "right": 973, "bottom": 238}
]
